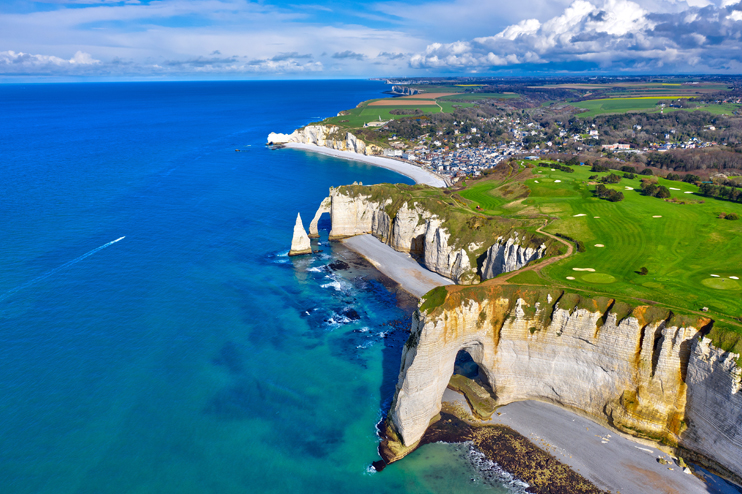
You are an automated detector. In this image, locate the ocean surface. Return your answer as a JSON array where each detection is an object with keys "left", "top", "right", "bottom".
[{"left": 0, "top": 81, "right": 516, "bottom": 493}]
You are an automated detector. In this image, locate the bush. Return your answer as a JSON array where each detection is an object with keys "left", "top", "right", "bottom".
[
  {"left": 639, "top": 267, "right": 649, "bottom": 275},
  {"left": 726, "top": 213, "right": 739, "bottom": 220},
  {"left": 601, "top": 173, "right": 622, "bottom": 184},
  {"left": 666, "top": 173, "right": 682, "bottom": 181},
  {"left": 640, "top": 168, "right": 654, "bottom": 175},
  {"left": 591, "top": 164, "right": 609, "bottom": 172},
  {"left": 683, "top": 174, "right": 701, "bottom": 183},
  {"left": 624, "top": 173, "right": 636, "bottom": 179},
  {"left": 595, "top": 184, "right": 625, "bottom": 202},
  {"left": 620, "top": 166, "right": 637, "bottom": 173}
]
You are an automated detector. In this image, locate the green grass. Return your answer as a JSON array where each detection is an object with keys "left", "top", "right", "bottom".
[
  {"left": 451, "top": 162, "right": 742, "bottom": 354},
  {"left": 439, "top": 93, "right": 519, "bottom": 101},
  {"left": 570, "top": 97, "right": 740, "bottom": 118}
]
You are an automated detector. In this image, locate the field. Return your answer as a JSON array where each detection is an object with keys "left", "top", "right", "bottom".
[
  {"left": 457, "top": 162, "right": 742, "bottom": 336},
  {"left": 570, "top": 97, "right": 693, "bottom": 118}
]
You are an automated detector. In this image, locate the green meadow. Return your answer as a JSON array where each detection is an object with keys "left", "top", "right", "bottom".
[
  {"left": 570, "top": 97, "right": 682, "bottom": 118},
  {"left": 458, "top": 162, "right": 742, "bottom": 337}
]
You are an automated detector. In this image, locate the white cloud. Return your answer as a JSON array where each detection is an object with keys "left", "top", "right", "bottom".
[
  {"left": 409, "top": 0, "right": 742, "bottom": 72},
  {"left": 0, "top": 50, "right": 99, "bottom": 72}
]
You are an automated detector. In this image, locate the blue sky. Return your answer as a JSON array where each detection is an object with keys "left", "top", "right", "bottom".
[{"left": 1, "top": 0, "right": 742, "bottom": 79}]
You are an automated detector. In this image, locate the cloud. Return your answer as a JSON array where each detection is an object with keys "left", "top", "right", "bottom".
[
  {"left": 409, "top": 0, "right": 742, "bottom": 72},
  {"left": 332, "top": 50, "right": 366, "bottom": 60},
  {"left": 270, "top": 52, "right": 312, "bottom": 61},
  {"left": 0, "top": 50, "right": 100, "bottom": 73},
  {"left": 378, "top": 51, "right": 408, "bottom": 59}
]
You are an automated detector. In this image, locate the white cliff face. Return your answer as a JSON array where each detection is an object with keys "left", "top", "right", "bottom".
[
  {"left": 481, "top": 235, "right": 546, "bottom": 280},
  {"left": 289, "top": 213, "right": 312, "bottom": 256},
  {"left": 308, "top": 197, "right": 331, "bottom": 238},
  {"left": 388, "top": 290, "right": 742, "bottom": 481},
  {"left": 423, "top": 218, "right": 473, "bottom": 284},
  {"left": 268, "top": 125, "right": 382, "bottom": 156},
  {"left": 321, "top": 190, "right": 541, "bottom": 284}
]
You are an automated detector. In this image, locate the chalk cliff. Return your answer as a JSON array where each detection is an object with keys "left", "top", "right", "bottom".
[
  {"left": 481, "top": 234, "right": 547, "bottom": 280},
  {"left": 268, "top": 125, "right": 383, "bottom": 156},
  {"left": 383, "top": 285, "right": 742, "bottom": 482},
  {"left": 289, "top": 213, "right": 312, "bottom": 256},
  {"left": 316, "top": 185, "right": 548, "bottom": 284}
]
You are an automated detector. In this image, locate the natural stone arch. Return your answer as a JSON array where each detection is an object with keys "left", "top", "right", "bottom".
[
  {"left": 308, "top": 197, "right": 331, "bottom": 238},
  {"left": 388, "top": 306, "right": 499, "bottom": 447}
]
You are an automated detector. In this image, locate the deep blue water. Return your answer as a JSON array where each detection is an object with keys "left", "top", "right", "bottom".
[{"left": 0, "top": 81, "right": 513, "bottom": 493}]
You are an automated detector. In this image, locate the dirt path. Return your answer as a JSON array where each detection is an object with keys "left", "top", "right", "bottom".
[{"left": 487, "top": 222, "right": 574, "bottom": 286}]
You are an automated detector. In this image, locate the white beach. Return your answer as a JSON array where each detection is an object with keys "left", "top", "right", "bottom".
[{"left": 285, "top": 142, "right": 447, "bottom": 188}]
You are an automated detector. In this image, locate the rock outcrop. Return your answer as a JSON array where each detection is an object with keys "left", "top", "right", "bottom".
[
  {"left": 268, "top": 125, "right": 383, "bottom": 156},
  {"left": 384, "top": 286, "right": 742, "bottom": 482},
  {"left": 308, "top": 197, "right": 331, "bottom": 238},
  {"left": 289, "top": 213, "right": 312, "bottom": 256},
  {"left": 318, "top": 186, "right": 545, "bottom": 284},
  {"left": 481, "top": 234, "right": 546, "bottom": 280}
]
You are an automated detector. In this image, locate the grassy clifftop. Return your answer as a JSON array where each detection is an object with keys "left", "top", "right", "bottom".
[{"left": 336, "top": 182, "right": 561, "bottom": 271}]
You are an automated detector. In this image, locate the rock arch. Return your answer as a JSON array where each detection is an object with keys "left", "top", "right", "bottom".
[{"left": 308, "top": 197, "right": 331, "bottom": 238}]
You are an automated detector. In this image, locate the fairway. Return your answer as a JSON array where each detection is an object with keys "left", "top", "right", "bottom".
[{"left": 456, "top": 161, "right": 742, "bottom": 324}]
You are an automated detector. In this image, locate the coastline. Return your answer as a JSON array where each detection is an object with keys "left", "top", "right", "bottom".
[
  {"left": 285, "top": 142, "right": 447, "bottom": 188},
  {"left": 341, "top": 235, "right": 453, "bottom": 298},
  {"left": 440, "top": 390, "right": 731, "bottom": 494}
]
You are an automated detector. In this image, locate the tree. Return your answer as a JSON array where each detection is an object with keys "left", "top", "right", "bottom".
[{"left": 639, "top": 267, "right": 649, "bottom": 275}]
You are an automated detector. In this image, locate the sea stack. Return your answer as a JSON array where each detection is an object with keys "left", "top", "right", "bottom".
[{"left": 289, "top": 213, "right": 312, "bottom": 256}]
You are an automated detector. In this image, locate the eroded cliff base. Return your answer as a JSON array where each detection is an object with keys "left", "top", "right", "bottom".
[{"left": 378, "top": 409, "right": 608, "bottom": 494}]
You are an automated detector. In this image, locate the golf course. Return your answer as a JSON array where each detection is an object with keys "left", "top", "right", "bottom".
[{"left": 455, "top": 160, "right": 742, "bottom": 354}]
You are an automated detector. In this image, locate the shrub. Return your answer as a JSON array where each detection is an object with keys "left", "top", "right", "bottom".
[
  {"left": 595, "top": 184, "right": 624, "bottom": 202},
  {"left": 639, "top": 267, "right": 649, "bottom": 275},
  {"left": 726, "top": 213, "right": 739, "bottom": 220},
  {"left": 620, "top": 166, "right": 637, "bottom": 173},
  {"left": 684, "top": 174, "right": 701, "bottom": 183},
  {"left": 624, "top": 173, "right": 636, "bottom": 179},
  {"left": 591, "top": 164, "right": 609, "bottom": 172},
  {"left": 601, "top": 173, "right": 622, "bottom": 184},
  {"left": 640, "top": 168, "right": 654, "bottom": 175}
]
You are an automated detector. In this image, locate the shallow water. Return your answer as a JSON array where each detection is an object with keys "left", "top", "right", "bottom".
[{"left": 0, "top": 81, "right": 513, "bottom": 493}]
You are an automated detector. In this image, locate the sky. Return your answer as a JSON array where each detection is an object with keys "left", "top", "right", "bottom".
[{"left": 1, "top": 0, "right": 742, "bottom": 80}]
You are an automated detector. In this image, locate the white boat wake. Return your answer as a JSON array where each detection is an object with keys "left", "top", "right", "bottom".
[{"left": 0, "top": 236, "right": 125, "bottom": 301}]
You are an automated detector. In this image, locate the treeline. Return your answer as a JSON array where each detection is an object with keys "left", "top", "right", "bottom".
[
  {"left": 539, "top": 162, "right": 574, "bottom": 173},
  {"left": 699, "top": 183, "right": 742, "bottom": 203},
  {"left": 594, "top": 184, "right": 624, "bottom": 202},
  {"left": 646, "top": 148, "right": 742, "bottom": 172}
]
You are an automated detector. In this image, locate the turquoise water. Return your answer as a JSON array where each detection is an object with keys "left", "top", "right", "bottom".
[{"left": 0, "top": 81, "right": 511, "bottom": 493}]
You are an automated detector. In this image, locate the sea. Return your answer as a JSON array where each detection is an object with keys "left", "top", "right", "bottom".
[{"left": 0, "top": 81, "right": 518, "bottom": 493}]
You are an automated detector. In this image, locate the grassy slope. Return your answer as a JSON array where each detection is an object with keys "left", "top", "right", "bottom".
[
  {"left": 456, "top": 161, "right": 742, "bottom": 353},
  {"left": 571, "top": 97, "right": 740, "bottom": 119}
]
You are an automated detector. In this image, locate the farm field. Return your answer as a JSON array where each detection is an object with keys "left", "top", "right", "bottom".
[
  {"left": 457, "top": 161, "right": 742, "bottom": 340},
  {"left": 439, "top": 92, "right": 519, "bottom": 101},
  {"left": 570, "top": 97, "right": 693, "bottom": 118}
]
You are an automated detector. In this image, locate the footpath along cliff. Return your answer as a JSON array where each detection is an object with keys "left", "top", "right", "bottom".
[
  {"left": 308, "top": 184, "right": 551, "bottom": 284},
  {"left": 380, "top": 284, "right": 742, "bottom": 484}
]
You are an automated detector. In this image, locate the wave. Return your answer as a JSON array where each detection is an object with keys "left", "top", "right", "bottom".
[{"left": 464, "top": 443, "right": 530, "bottom": 493}]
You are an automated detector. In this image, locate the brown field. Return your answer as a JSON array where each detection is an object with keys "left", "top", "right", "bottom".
[
  {"left": 399, "top": 92, "right": 458, "bottom": 99},
  {"left": 367, "top": 99, "right": 438, "bottom": 106}
]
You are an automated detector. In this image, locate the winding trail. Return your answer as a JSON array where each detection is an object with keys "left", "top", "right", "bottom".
[{"left": 486, "top": 222, "right": 574, "bottom": 286}]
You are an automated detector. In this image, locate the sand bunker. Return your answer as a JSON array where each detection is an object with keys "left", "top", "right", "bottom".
[
  {"left": 594, "top": 244, "right": 604, "bottom": 247},
  {"left": 555, "top": 180, "right": 562, "bottom": 183},
  {"left": 594, "top": 216, "right": 600, "bottom": 218},
  {"left": 573, "top": 213, "right": 586, "bottom": 217},
  {"left": 573, "top": 268, "right": 596, "bottom": 272},
  {"left": 551, "top": 168, "right": 556, "bottom": 171},
  {"left": 684, "top": 191, "right": 693, "bottom": 194},
  {"left": 534, "top": 180, "right": 539, "bottom": 183},
  {"left": 625, "top": 186, "right": 634, "bottom": 190},
  {"left": 566, "top": 276, "right": 576, "bottom": 280},
  {"left": 670, "top": 187, "right": 680, "bottom": 190},
  {"left": 653, "top": 215, "right": 662, "bottom": 218},
  {"left": 731, "top": 276, "right": 739, "bottom": 280},
  {"left": 710, "top": 274, "right": 720, "bottom": 277}
]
